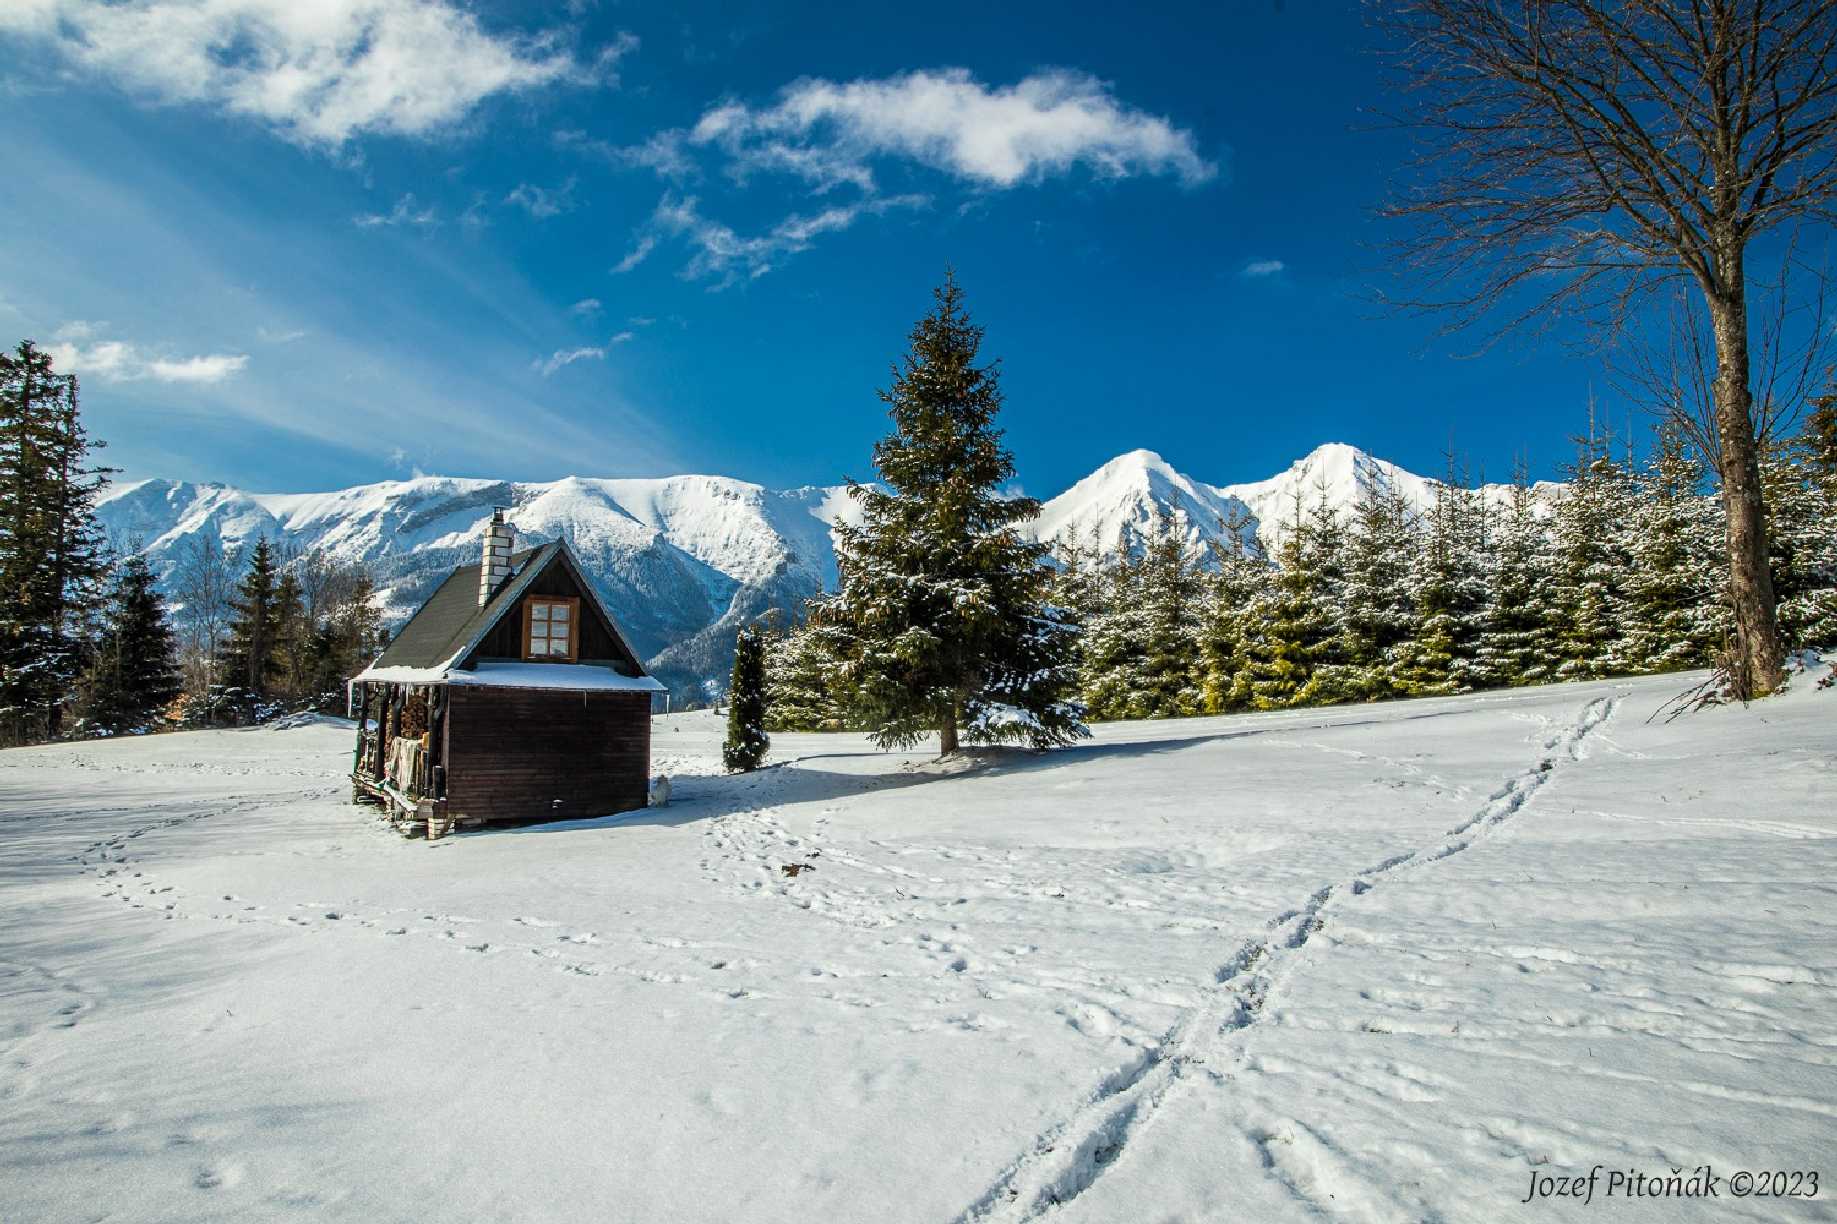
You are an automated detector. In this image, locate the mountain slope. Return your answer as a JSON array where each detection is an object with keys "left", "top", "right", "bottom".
[{"left": 98, "top": 444, "right": 1549, "bottom": 698}]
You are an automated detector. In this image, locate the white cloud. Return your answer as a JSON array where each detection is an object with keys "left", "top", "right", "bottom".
[
  {"left": 611, "top": 234, "right": 656, "bottom": 274},
  {"left": 505, "top": 177, "right": 576, "bottom": 219},
  {"left": 650, "top": 192, "right": 928, "bottom": 287},
  {"left": 46, "top": 323, "right": 248, "bottom": 384},
  {"left": 568, "top": 298, "right": 602, "bottom": 316},
  {"left": 355, "top": 194, "right": 438, "bottom": 228},
  {"left": 1241, "top": 258, "right": 1286, "bottom": 278},
  {"left": 147, "top": 353, "right": 250, "bottom": 382},
  {"left": 0, "top": 1, "right": 632, "bottom": 147},
  {"left": 257, "top": 325, "right": 307, "bottom": 343},
  {"left": 535, "top": 332, "right": 630, "bottom": 377},
  {"left": 688, "top": 68, "right": 1214, "bottom": 191}
]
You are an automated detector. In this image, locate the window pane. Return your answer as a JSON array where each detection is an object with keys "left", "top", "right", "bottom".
[
  {"left": 551, "top": 605, "right": 570, "bottom": 623},
  {"left": 552, "top": 628, "right": 570, "bottom": 650},
  {"left": 528, "top": 638, "right": 550, "bottom": 656},
  {"left": 531, "top": 603, "right": 550, "bottom": 621}
]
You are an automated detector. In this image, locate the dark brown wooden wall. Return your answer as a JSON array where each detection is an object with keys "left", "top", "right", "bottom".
[
  {"left": 472, "top": 561, "right": 630, "bottom": 666},
  {"left": 445, "top": 687, "right": 650, "bottom": 823}
]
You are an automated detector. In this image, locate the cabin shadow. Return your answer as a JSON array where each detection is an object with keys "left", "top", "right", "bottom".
[{"left": 471, "top": 704, "right": 1476, "bottom": 838}]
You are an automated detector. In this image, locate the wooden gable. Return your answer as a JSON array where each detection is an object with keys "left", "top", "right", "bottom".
[{"left": 461, "top": 548, "right": 641, "bottom": 672}]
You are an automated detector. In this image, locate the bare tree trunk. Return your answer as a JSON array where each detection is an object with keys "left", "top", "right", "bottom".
[
  {"left": 938, "top": 704, "right": 958, "bottom": 757},
  {"left": 1706, "top": 266, "right": 1787, "bottom": 696}
]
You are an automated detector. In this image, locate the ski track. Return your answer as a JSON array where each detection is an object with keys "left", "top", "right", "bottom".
[{"left": 951, "top": 692, "right": 1624, "bottom": 1224}]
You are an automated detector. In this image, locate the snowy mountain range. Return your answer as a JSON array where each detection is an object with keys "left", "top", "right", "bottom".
[{"left": 97, "top": 444, "right": 1536, "bottom": 698}]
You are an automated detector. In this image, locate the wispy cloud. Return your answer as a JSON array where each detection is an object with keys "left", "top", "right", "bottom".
[
  {"left": 256, "top": 326, "right": 307, "bottom": 343},
  {"left": 505, "top": 177, "right": 577, "bottom": 219},
  {"left": 1241, "top": 258, "right": 1286, "bottom": 278},
  {"left": 47, "top": 322, "right": 248, "bottom": 384},
  {"left": 534, "top": 331, "right": 632, "bottom": 377},
  {"left": 687, "top": 68, "right": 1215, "bottom": 191},
  {"left": 611, "top": 234, "right": 657, "bottom": 274},
  {"left": 555, "top": 128, "right": 697, "bottom": 181},
  {"left": 649, "top": 192, "right": 928, "bottom": 287},
  {"left": 568, "top": 298, "right": 603, "bottom": 316},
  {"left": 0, "top": 1, "right": 632, "bottom": 148},
  {"left": 570, "top": 67, "right": 1211, "bottom": 284},
  {"left": 355, "top": 194, "right": 439, "bottom": 229}
]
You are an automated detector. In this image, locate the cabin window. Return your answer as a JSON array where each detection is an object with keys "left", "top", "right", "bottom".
[{"left": 522, "top": 596, "right": 579, "bottom": 661}]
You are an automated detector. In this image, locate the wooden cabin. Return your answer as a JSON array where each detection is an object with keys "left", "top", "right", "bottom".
[{"left": 349, "top": 511, "right": 664, "bottom": 838}]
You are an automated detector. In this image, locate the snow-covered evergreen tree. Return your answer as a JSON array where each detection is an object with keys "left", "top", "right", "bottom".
[
  {"left": 1624, "top": 425, "right": 1724, "bottom": 671},
  {"left": 1198, "top": 508, "right": 1267, "bottom": 713},
  {"left": 1762, "top": 409, "right": 1837, "bottom": 650},
  {"left": 1392, "top": 461, "right": 1488, "bottom": 696},
  {"left": 1550, "top": 433, "right": 1637, "bottom": 680},
  {"left": 764, "top": 608, "right": 851, "bottom": 732},
  {"left": 1473, "top": 463, "right": 1558, "bottom": 687},
  {"left": 223, "top": 538, "right": 284, "bottom": 699},
  {"left": 0, "top": 341, "right": 110, "bottom": 744},
  {"left": 1134, "top": 509, "right": 1205, "bottom": 717},
  {"left": 723, "top": 622, "right": 770, "bottom": 771},
  {"left": 1338, "top": 475, "right": 1419, "bottom": 699},
  {"left": 828, "top": 274, "right": 1085, "bottom": 753},
  {"left": 79, "top": 554, "right": 181, "bottom": 735},
  {"left": 1231, "top": 489, "right": 1341, "bottom": 709}
]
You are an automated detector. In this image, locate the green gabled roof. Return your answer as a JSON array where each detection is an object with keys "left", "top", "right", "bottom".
[{"left": 370, "top": 543, "right": 553, "bottom": 671}]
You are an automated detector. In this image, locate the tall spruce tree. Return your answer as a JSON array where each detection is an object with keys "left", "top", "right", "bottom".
[
  {"left": 1550, "top": 431, "right": 1637, "bottom": 680},
  {"left": 1231, "top": 490, "right": 1340, "bottom": 709},
  {"left": 1762, "top": 421, "right": 1837, "bottom": 651},
  {"left": 1473, "top": 463, "right": 1558, "bottom": 687},
  {"left": 224, "top": 538, "right": 283, "bottom": 699},
  {"left": 1198, "top": 509, "right": 1267, "bottom": 714},
  {"left": 1338, "top": 476, "right": 1419, "bottom": 699},
  {"left": 81, "top": 555, "right": 181, "bottom": 734},
  {"left": 723, "top": 622, "right": 770, "bottom": 771},
  {"left": 1135, "top": 509, "right": 1206, "bottom": 717},
  {"left": 1394, "top": 463, "right": 1489, "bottom": 695},
  {"left": 828, "top": 274, "right": 1084, "bottom": 753},
  {"left": 1624, "top": 425, "right": 1724, "bottom": 671},
  {"left": 0, "top": 341, "right": 111, "bottom": 744}
]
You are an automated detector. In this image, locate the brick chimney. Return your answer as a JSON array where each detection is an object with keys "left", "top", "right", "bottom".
[{"left": 478, "top": 509, "right": 516, "bottom": 606}]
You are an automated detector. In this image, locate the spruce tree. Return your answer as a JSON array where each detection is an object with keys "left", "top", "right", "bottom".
[
  {"left": 1077, "top": 553, "right": 1150, "bottom": 720},
  {"left": 764, "top": 606, "right": 850, "bottom": 732},
  {"left": 1231, "top": 489, "right": 1339, "bottom": 709},
  {"left": 1550, "top": 432, "right": 1636, "bottom": 679},
  {"left": 224, "top": 538, "right": 283, "bottom": 699},
  {"left": 0, "top": 341, "right": 111, "bottom": 743},
  {"left": 81, "top": 555, "right": 181, "bottom": 734},
  {"left": 1473, "top": 463, "right": 1558, "bottom": 687},
  {"left": 1624, "top": 425, "right": 1724, "bottom": 671},
  {"left": 1394, "top": 462, "right": 1488, "bottom": 695},
  {"left": 1135, "top": 509, "right": 1205, "bottom": 717},
  {"left": 1763, "top": 421, "right": 1837, "bottom": 651},
  {"left": 1338, "top": 476, "right": 1419, "bottom": 699},
  {"left": 1198, "top": 509, "right": 1267, "bottom": 714},
  {"left": 723, "top": 622, "right": 770, "bottom": 771},
  {"left": 829, "top": 274, "right": 1085, "bottom": 752}
]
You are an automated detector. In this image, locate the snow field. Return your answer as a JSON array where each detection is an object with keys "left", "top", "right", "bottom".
[{"left": 1, "top": 667, "right": 1832, "bottom": 1223}]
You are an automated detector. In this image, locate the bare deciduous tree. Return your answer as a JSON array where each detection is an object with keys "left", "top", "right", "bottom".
[
  {"left": 1375, "top": 0, "right": 1837, "bottom": 694},
  {"left": 172, "top": 535, "right": 234, "bottom": 696}
]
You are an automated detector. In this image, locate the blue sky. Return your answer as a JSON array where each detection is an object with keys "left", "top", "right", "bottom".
[{"left": 2, "top": 0, "right": 1635, "bottom": 497}]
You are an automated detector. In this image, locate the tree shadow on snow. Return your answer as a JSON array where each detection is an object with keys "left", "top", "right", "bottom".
[{"left": 486, "top": 704, "right": 1480, "bottom": 837}]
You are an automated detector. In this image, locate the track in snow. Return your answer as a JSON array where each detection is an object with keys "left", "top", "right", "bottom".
[{"left": 953, "top": 692, "right": 1623, "bottom": 1223}]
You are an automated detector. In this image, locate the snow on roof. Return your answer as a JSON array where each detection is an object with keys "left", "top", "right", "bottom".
[
  {"left": 452, "top": 662, "right": 666, "bottom": 693},
  {"left": 352, "top": 660, "right": 665, "bottom": 692}
]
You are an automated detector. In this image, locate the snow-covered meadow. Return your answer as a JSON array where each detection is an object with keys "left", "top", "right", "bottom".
[{"left": 2, "top": 667, "right": 1833, "bottom": 1223}]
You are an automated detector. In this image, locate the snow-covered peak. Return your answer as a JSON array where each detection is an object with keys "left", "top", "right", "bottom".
[{"left": 1029, "top": 449, "right": 1255, "bottom": 558}]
